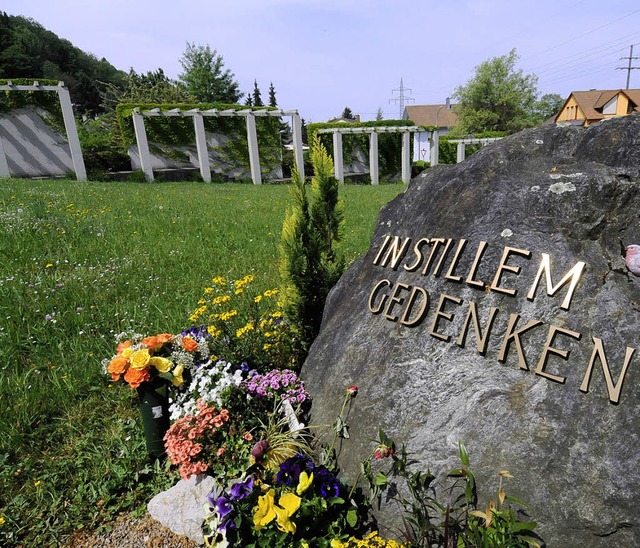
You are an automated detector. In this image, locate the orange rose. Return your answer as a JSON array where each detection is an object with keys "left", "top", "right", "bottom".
[
  {"left": 116, "top": 340, "right": 132, "bottom": 354},
  {"left": 156, "top": 333, "right": 174, "bottom": 345},
  {"left": 124, "top": 367, "right": 150, "bottom": 388},
  {"left": 141, "top": 336, "right": 159, "bottom": 349},
  {"left": 182, "top": 336, "right": 199, "bottom": 352},
  {"left": 108, "top": 355, "right": 129, "bottom": 376}
]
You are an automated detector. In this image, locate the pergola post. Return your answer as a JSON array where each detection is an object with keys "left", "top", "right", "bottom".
[
  {"left": 457, "top": 142, "right": 465, "bottom": 163},
  {"left": 369, "top": 131, "right": 379, "bottom": 185},
  {"left": 0, "top": 135, "right": 9, "bottom": 178},
  {"left": 291, "top": 113, "right": 305, "bottom": 180},
  {"left": 401, "top": 131, "right": 411, "bottom": 184},
  {"left": 132, "top": 109, "right": 154, "bottom": 182},
  {"left": 332, "top": 131, "right": 344, "bottom": 183},
  {"left": 57, "top": 84, "right": 87, "bottom": 181},
  {"left": 192, "top": 112, "right": 211, "bottom": 182},
  {"left": 430, "top": 130, "right": 440, "bottom": 166},
  {"left": 245, "top": 112, "right": 262, "bottom": 185}
]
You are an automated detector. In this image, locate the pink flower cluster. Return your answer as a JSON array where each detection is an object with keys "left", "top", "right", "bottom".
[
  {"left": 243, "top": 368, "right": 309, "bottom": 405},
  {"left": 163, "top": 400, "right": 230, "bottom": 479}
]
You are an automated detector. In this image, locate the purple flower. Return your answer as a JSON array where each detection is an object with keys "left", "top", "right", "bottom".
[
  {"left": 215, "top": 496, "right": 233, "bottom": 518},
  {"left": 277, "top": 454, "right": 313, "bottom": 486},
  {"left": 251, "top": 440, "right": 270, "bottom": 461},
  {"left": 315, "top": 466, "right": 341, "bottom": 498},
  {"left": 229, "top": 476, "right": 254, "bottom": 501}
]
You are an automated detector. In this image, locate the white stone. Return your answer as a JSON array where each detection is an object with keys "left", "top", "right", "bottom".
[
  {"left": 549, "top": 182, "right": 577, "bottom": 194},
  {"left": 148, "top": 474, "right": 215, "bottom": 545},
  {"left": 500, "top": 229, "right": 513, "bottom": 238}
]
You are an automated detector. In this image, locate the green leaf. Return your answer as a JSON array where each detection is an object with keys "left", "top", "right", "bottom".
[
  {"left": 375, "top": 472, "right": 388, "bottom": 486},
  {"left": 346, "top": 508, "right": 358, "bottom": 528},
  {"left": 511, "top": 521, "right": 537, "bottom": 532},
  {"left": 506, "top": 494, "right": 530, "bottom": 508},
  {"left": 458, "top": 441, "right": 469, "bottom": 466}
]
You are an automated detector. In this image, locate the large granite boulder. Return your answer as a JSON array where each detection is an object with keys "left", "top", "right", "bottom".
[{"left": 302, "top": 114, "right": 640, "bottom": 547}]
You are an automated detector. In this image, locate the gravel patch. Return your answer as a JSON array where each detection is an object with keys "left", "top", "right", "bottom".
[{"left": 65, "top": 513, "right": 199, "bottom": 548}]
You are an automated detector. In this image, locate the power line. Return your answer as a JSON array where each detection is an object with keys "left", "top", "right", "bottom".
[
  {"left": 389, "top": 78, "right": 414, "bottom": 119},
  {"left": 617, "top": 44, "right": 640, "bottom": 88}
]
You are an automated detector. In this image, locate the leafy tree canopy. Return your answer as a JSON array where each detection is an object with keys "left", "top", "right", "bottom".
[
  {"left": 178, "top": 42, "right": 242, "bottom": 103},
  {"left": 340, "top": 106, "right": 356, "bottom": 120},
  {"left": 0, "top": 12, "right": 126, "bottom": 114},
  {"left": 453, "top": 49, "right": 539, "bottom": 135}
]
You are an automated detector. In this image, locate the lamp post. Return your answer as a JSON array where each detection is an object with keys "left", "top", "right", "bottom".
[{"left": 430, "top": 97, "right": 451, "bottom": 166}]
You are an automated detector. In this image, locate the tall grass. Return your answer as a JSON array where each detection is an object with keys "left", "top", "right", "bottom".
[{"left": 0, "top": 179, "right": 403, "bottom": 546}]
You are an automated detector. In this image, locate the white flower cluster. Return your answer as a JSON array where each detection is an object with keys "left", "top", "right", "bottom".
[{"left": 168, "top": 359, "right": 244, "bottom": 420}]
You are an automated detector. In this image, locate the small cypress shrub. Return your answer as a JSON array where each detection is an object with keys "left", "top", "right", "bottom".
[{"left": 280, "top": 136, "right": 345, "bottom": 361}]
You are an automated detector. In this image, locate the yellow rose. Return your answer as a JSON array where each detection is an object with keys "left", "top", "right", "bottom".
[
  {"left": 149, "top": 356, "right": 171, "bottom": 373},
  {"left": 121, "top": 347, "right": 133, "bottom": 359},
  {"left": 129, "top": 348, "right": 150, "bottom": 370}
]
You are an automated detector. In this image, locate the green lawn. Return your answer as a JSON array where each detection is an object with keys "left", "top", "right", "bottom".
[{"left": 0, "top": 179, "right": 403, "bottom": 546}]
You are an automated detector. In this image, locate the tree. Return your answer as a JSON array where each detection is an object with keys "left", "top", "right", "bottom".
[
  {"left": 279, "top": 136, "right": 344, "bottom": 359},
  {"left": 375, "top": 107, "right": 384, "bottom": 121},
  {"left": 252, "top": 79, "right": 263, "bottom": 106},
  {"left": 268, "top": 82, "right": 277, "bottom": 108},
  {"left": 341, "top": 106, "right": 356, "bottom": 120},
  {"left": 178, "top": 42, "right": 242, "bottom": 103},
  {"left": 532, "top": 93, "right": 565, "bottom": 123},
  {"left": 453, "top": 49, "right": 538, "bottom": 134}
]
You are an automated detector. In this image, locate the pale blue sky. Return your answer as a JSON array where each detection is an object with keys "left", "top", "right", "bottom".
[{"left": 4, "top": 1, "right": 640, "bottom": 122}]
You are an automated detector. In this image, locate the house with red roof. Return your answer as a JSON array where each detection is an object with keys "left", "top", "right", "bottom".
[{"left": 554, "top": 89, "right": 640, "bottom": 126}]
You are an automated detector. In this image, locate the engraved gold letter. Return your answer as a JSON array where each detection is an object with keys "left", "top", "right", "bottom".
[
  {"left": 429, "top": 293, "right": 462, "bottom": 342},
  {"left": 497, "top": 313, "right": 543, "bottom": 370},
  {"left": 400, "top": 286, "right": 430, "bottom": 326},
  {"left": 491, "top": 247, "right": 531, "bottom": 296},
  {"left": 456, "top": 301, "right": 499, "bottom": 355},
  {"left": 534, "top": 325, "right": 582, "bottom": 383},
  {"left": 368, "top": 279, "right": 392, "bottom": 314},
  {"left": 579, "top": 337, "right": 635, "bottom": 404},
  {"left": 526, "top": 253, "right": 585, "bottom": 310}
]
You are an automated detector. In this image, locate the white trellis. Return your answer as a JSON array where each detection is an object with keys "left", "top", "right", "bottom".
[
  {"left": 0, "top": 80, "right": 87, "bottom": 181},
  {"left": 316, "top": 126, "right": 420, "bottom": 184},
  {"left": 132, "top": 107, "right": 305, "bottom": 184},
  {"left": 448, "top": 137, "right": 503, "bottom": 163}
]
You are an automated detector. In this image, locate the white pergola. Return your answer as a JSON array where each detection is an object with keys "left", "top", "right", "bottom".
[
  {"left": 0, "top": 80, "right": 87, "bottom": 181},
  {"left": 132, "top": 107, "right": 305, "bottom": 184},
  {"left": 316, "top": 126, "right": 420, "bottom": 184},
  {"left": 448, "top": 137, "right": 503, "bottom": 163}
]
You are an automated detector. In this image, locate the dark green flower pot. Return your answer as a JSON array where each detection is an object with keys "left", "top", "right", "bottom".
[{"left": 137, "top": 376, "right": 170, "bottom": 459}]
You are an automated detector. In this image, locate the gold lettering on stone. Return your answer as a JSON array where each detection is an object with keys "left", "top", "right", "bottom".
[
  {"left": 526, "top": 253, "right": 586, "bottom": 311},
  {"left": 456, "top": 301, "right": 499, "bottom": 355},
  {"left": 384, "top": 282, "right": 411, "bottom": 321},
  {"left": 579, "top": 337, "right": 636, "bottom": 404},
  {"left": 372, "top": 235, "right": 391, "bottom": 265},
  {"left": 368, "top": 279, "right": 392, "bottom": 314},
  {"left": 400, "top": 286, "right": 430, "bottom": 326},
  {"left": 404, "top": 238, "right": 431, "bottom": 272},
  {"left": 375, "top": 236, "right": 412, "bottom": 270},
  {"left": 445, "top": 239, "right": 468, "bottom": 282},
  {"left": 429, "top": 293, "right": 463, "bottom": 342},
  {"left": 422, "top": 238, "right": 446, "bottom": 275},
  {"left": 534, "top": 325, "right": 582, "bottom": 384},
  {"left": 433, "top": 238, "right": 454, "bottom": 277},
  {"left": 465, "top": 240, "right": 488, "bottom": 289},
  {"left": 491, "top": 246, "right": 532, "bottom": 296},
  {"left": 497, "top": 313, "right": 543, "bottom": 370}
]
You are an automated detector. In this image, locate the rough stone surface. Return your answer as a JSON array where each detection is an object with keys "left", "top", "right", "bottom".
[
  {"left": 302, "top": 114, "right": 640, "bottom": 547},
  {"left": 147, "top": 474, "right": 214, "bottom": 545}
]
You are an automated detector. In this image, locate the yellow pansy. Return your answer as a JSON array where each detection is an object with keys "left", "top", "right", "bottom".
[
  {"left": 129, "top": 349, "right": 150, "bottom": 370},
  {"left": 149, "top": 356, "right": 171, "bottom": 373},
  {"left": 172, "top": 364, "right": 184, "bottom": 387},
  {"left": 296, "top": 471, "right": 313, "bottom": 495},
  {"left": 253, "top": 488, "right": 276, "bottom": 529},
  {"left": 274, "top": 492, "right": 301, "bottom": 534},
  {"left": 330, "top": 540, "right": 344, "bottom": 548}
]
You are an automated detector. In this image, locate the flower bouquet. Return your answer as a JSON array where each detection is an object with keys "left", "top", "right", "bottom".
[{"left": 103, "top": 330, "right": 211, "bottom": 458}]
